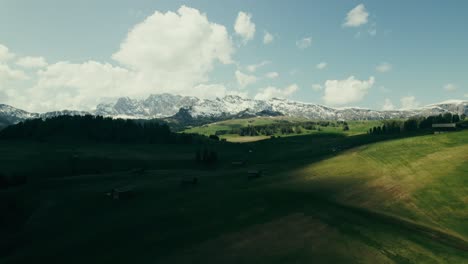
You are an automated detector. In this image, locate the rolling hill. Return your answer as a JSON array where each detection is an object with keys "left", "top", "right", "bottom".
[
  {"left": 291, "top": 130, "right": 468, "bottom": 241},
  {"left": 1, "top": 128, "right": 468, "bottom": 263}
]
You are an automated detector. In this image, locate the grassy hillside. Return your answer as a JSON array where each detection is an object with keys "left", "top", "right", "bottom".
[
  {"left": 1, "top": 131, "right": 468, "bottom": 263},
  {"left": 290, "top": 131, "right": 468, "bottom": 241}
]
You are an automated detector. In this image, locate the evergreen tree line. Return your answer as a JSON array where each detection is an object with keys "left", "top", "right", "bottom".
[
  {"left": 369, "top": 113, "right": 466, "bottom": 135},
  {"left": 216, "top": 121, "right": 348, "bottom": 137},
  {"left": 0, "top": 115, "right": 200, "bottom": 144}
]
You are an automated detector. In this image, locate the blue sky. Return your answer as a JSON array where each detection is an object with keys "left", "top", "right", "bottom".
[{"left": 0, "top": 0, "right": 467, "bottom": 112}]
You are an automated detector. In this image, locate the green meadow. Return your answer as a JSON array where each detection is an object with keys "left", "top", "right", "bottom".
[
  {"left": 183, "top": 117, "right": 383, "bottom": 142},
  {"left": 1, "top": 127, "right": 468, "bottom": 263}
]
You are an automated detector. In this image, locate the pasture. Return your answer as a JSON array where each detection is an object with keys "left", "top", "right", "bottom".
[
  {"left": 1, "top": 130, "right": 467, "bottom": 263},
  {"left": 183, "top": 117, "right": 383, "bottom": 142}
]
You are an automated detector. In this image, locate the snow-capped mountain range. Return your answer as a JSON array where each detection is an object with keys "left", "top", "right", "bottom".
[
  {"left": 94, "top": 94, "right": 468, "bottom": 120},
  {"left": 1, "top": 94, "right": 467, "bottom": 127}
]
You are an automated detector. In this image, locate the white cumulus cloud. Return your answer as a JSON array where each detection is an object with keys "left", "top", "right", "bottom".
[
  {"left": 113, "top": 6, "right": 233, "bottom": 79},
  {"left": 0, "top": 64, "right": 29, "bottom": 82},
  {"left": 296, "top": 37, "right": 312, "bottom": 49},
  {"left": 316, "top": 62, "right": 327, "bottom": 70},
  {"left": 235, "top": 70, "right": 257, "bottom": 88},
  {"left": 234, "top": 11, "right": 256, "bottom": 44},
  {"left": 368, "top": 23, "right": 377, "bottom": 36},
  {"left": 376, "top": 62, "right": 392, "bottom": 73},
  {"left": 191, "top": 83, "right": 228, "bottom": 99},
  {"left": 343, "top": 4, "right": 369, "bottom": 27},
  {"left": 0, "top": 44, "right": 15, "bottom": 62},
  {"left": 247, "top": 61, "right": 270, "bottom": 72},
  {"left": 400, "top": 96, "right": 420, "bottom": 109},
  {"left": 379, "top": 86, "right": 391, "bottom": 93},
  {"left": 16, "top": 56, "right": 48, "bottom": 68},
  {"left": 265, "top": 72, "right": 279, "bottom": 79},
  {"left": 3, "top": 6, "right": 235, "bottom": 112},
  {"left": 29, "top": 61, "right": 134, "bottom": 111},
  {"left": 255, "top": 84, "right": 298, "bottom": 100},
  {"left": 382, "top": 98, "right": 395, "bottom": 110},
  {"left": 322, "top": 76, "right": 375, "bottom": 105},
  {"left": 443, "top": 83, "right": 457, "bottom": 92},
  {"left": 263, "top": 31, "right": 274, "bottom": 44},
  {"left": 312, "top": 84, "right": 323, "bottom": 91}
]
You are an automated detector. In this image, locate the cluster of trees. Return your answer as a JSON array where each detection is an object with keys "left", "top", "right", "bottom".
[
  {"left": 216, "top": 121, "right": 348, "bottom": 137},
  {"left": 0, "top": 115, "right": 200, "bottom": 144},
  {"left": 195, "top": 148, "right": 218, "bottom": 165},
  {"left": 369, "top": 113, "right": 466, "bottom": 135}
]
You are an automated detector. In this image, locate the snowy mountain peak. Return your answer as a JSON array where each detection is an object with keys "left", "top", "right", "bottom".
[
  {"left": 0, "top": 104, "right": 39, "bottom": 124},
  {"left": 1, "top": 96, "right": 467, "bottom": 128}
]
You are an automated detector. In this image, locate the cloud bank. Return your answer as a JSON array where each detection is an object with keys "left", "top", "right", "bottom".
[
  {"left": 382, "top": 98, "right": 395, "bottom": 110},
  {"left": 16, "top": 56, "right": 48, "bottom": 68},
  {"left": 323, "top": 76, "right": 375, "bottom": 105},
  {"left": 255, "top": 84, "right": 298, "bottom": 100},
  {"left": 400, "top": 96, "right": 420, "bottom": 109},
  {"left": 1, "top": 6, "right": 235, "bottom": 112}
]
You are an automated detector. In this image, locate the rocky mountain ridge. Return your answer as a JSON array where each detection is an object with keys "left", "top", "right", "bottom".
[{"left": 1, "top": 95, "right": 467, "bottom": 128}]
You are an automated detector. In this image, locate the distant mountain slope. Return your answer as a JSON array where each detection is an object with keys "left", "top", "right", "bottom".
[
  {"left": 0, "top": 104, "right": 39, "bottom": 129},
  {"left": 0, "top": 104, "right": 90, "bottom": 128},
  {"left": 1, "top": 95, "right": 467, "bottom": 127},
  {"left": 95, "top": 94, "right": 200, "bottom": 118},
  {"left": 0, "top": 104, "right": 38, "bottom": 124},
  {"left": 95, "top": 94, "right": 468, "bottom": 120}
]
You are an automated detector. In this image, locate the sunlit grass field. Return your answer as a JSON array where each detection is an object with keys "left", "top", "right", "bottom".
[{"left": 292, "top": 131, "right": 468, "bottom": 240}]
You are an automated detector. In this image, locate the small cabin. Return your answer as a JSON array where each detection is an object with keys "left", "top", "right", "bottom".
[
  {"left": 109, "top": 186, "right": 135, "bottom": 200},
  {"left": 432, "top": 123, "right": 457, "bottom": 134},
  {"left": 248, "top": 170, "right": 262, "bottom": 179}
]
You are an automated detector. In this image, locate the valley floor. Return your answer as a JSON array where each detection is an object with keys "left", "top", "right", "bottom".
[{"left": 1, "top": 131, "right": 468, "bottom": 263}]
